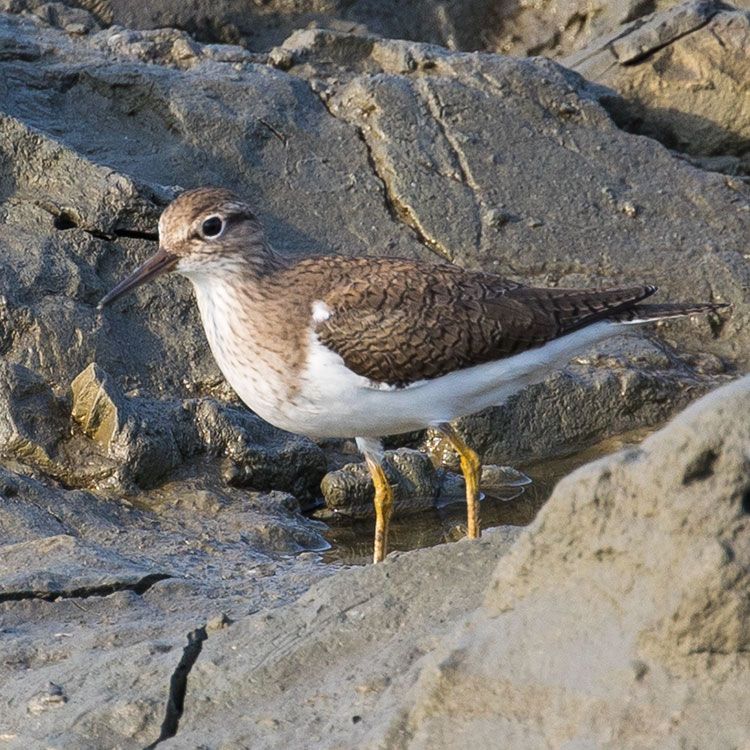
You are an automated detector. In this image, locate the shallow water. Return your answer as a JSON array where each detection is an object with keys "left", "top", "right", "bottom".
[{"left": 319, "top": 426, "right": 653, "bottom": 565}]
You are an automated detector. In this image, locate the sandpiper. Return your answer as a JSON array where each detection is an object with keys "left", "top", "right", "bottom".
[{"left": 100, "top": 187, "right": 726, "bottom": 563}]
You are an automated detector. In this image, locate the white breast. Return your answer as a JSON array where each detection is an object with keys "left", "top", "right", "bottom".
[{"left": 187, "top": 273, "right": 294, "bottom": 427}]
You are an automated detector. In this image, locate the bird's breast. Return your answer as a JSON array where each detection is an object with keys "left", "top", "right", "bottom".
[{"left": 189, "top": 276, "right": 305, "bottom": 425}]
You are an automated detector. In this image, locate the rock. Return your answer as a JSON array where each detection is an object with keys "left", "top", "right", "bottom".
[
  {"left": 26, "top": 681, "right": 69, "bottom": 716},
  {"left": 0, "top": 462, "right": 332, "bottom": 749},
  {"left": 189, "top": 399, "right": 327, "bottom": 500},
  {"left": 71, "top": 363, "right": 126, "bottom": 445},
  {"left": 71, "top": 362, "right": 182, "bottom": 488},
  {"left": 321, "top": 449, "right": 531, "bottom": 517},
  {"left": 0, "top": 534, "right": 170, "bottom": 601},
  {"left": 0, "top": 361, "right": 68, "bottom": 476},
  {"left": 90, "top": 25, "right": 264, "bottom": 69},
  {"left": 386, "top": 380, "right": 750, "bottom": 749},
  {"left": 320, "top": 448, "right": 440, "bottom": 516},
  {"left": 479, "top": 0, "right": 746, "bottom": 59},
  {"left": 566, "top": 0, "right": 750, "bottom": 174},
  {"left": 43, "top": 0, "right": 516, "bottom": 53},
  {"left": 0, "top": 0, "right": 98, "bottom": 33},
  {"left": 68, "top": 363, "right": 327, "bottom": 495},
  {"left": 607, "top": 0, "right": 721, "bottom": 64},
  {"left": 0, "top": 99, "right": 179, "bottom": 399},
  {"left": 166, "top": 526, "right": 524, "bottom": 750},
  {"left": 136, "top": 376, "right": 750, "bottom": 750},
  {"left": 142, "top": 481, "right": 330, "bottom": 556}
]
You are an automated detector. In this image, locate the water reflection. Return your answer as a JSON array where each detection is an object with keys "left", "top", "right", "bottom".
[{"left": 318, "top": 426, "right": 652, "bottom": 565}]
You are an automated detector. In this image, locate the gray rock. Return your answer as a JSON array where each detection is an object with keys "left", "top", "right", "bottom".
[
  {"left": 71, "top": 362, "right": 182, "bottom": 488},
  {"left": 0, "top": 463, "right": 331, "bottom": 749},
  {"left": 66, "top": 362, "right": 327, "bottom": 495},
  {"left": 0, "top": 0, "right": 98, "bottom": 33},
  {"left": 0, "top": 361, "right": 68, "bottom": 477},
  {"left": 481, "top": 0, "right": 750, "bottom": 58},
  {"left": 166, "top": 526, "right": 524, "bottom": 750},
  {"left": 320, "top": 447, "right": 440, "bottom": 515},
  {"left": 188, "top": 399, "right": 327, "bottom": 500},
  {"left": 150, "top": 376, "right": 749, "bottom": 750},
  {"left": 321, "top": 449, "right": 531, "bottom": 517},
  {"left": 385, "top": 377, "right": 750, "bottom": 749},
  {"left": 566, "top": 1, "right": 750, "bottom": 175},
  {"left": 38, "top": 0, "right": 516, "bottom": 53},
  {"left": 0, "top": 534, "right": 170, "bottom": 601}
]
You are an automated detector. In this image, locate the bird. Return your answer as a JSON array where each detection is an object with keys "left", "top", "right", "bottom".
[{"left": 99, "top": 187, "right": 727, "bottom": 563}]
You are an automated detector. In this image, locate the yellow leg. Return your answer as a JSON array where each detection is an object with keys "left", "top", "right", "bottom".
[
  {"left": 439, "top": 423, "right": 481, "bottom": 539},
  {"left": 364, "top": 453, "right": 394, "bottom": 563}
]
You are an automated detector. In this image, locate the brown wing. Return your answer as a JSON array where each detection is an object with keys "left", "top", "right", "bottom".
[{"left": 314, "top": 258, "right": 657, "bottom": 386}]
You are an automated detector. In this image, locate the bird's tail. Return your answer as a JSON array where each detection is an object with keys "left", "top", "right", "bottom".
[{"left": 612, "top": 302, "right": 729, "bottom": 324}]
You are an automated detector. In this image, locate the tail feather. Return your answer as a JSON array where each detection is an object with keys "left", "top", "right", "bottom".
[{"left": 612, "top": 302, "right": 729, "bottom": 324}]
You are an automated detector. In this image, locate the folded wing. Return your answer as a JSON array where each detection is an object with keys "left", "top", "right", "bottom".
[{"left": 314, "top": 261, "right": 657, "bottom": 387}]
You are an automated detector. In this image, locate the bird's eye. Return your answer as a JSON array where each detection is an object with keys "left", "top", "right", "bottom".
[{"left": 201, "top": 216, "right": 223, "bottom": 237}]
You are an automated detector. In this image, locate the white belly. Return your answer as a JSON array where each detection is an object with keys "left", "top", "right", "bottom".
[{"left": 243, "top": 321, "right": 622, "bottom": 439}]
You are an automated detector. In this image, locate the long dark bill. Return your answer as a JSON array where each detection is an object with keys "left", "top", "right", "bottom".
[{"left": 98, "top": 248, "right": 178, "bottom": 308}]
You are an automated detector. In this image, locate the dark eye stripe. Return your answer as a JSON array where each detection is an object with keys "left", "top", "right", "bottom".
[{"left": 222, "top": 211, "right": 255, "bottom": 230}]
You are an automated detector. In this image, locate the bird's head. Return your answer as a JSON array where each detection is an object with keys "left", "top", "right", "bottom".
[{"left": 99, "top": 187, "right": 268, "bottom": 308}]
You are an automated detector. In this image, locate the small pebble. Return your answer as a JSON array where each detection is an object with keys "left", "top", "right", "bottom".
[{"left": 206, "top": 612, "right": 233, "bottom": 632}]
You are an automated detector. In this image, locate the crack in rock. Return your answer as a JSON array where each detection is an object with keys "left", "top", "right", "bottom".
[
  {"left": 618, "top": 14, "right": 716, "bottom": 65},
  {"left": 356, "top": 120, "right": 451, "bottom": 259},
  {"left": 418, "top": 78, "right": 482, "bottom": 249},
  {"left": 0, "top": 573, "right": 171, "bottom": 603},
  {"left": 144, "top": 625, "right": 208, "bottom": 749},
  {"left": 39, "top": 201, "right": 160, "bottom": 242},
  {"left": 307, "top": 80, "right": 451, "bottom": 261},
  {"left": 112, "top": 228, "right": 160, "bottom": 242},
  {"left": 615, "top": 1, "right": 719, "bottom": 65}
]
